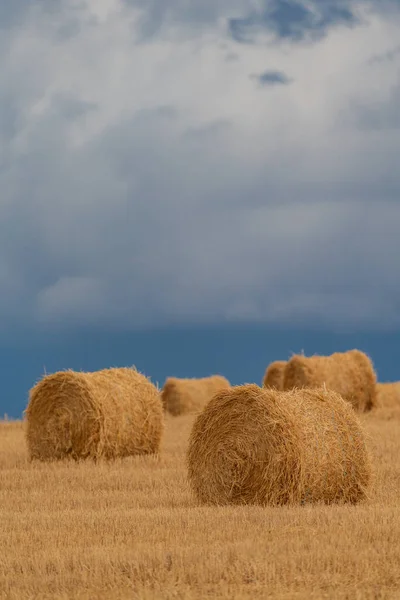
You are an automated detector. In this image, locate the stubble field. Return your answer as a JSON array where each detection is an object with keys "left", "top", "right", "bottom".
[{"left": 1, "top": 406, "right": 400, "bottom": 599}]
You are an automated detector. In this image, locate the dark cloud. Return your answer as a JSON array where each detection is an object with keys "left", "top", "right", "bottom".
[
  {"left": 125, "top": 0, "right": 360, "bottom": 42},
  {"left": 0, "top": 93, "right": 22, "bottom": 139},
  {"left": 368, "top": 44, "right": 400, "bottom": 65},
  {"left": 0, "top": 0, "right": 389, "bottom": 43},
  {"left": 0, "top": 0, "right": 66, "bottom": 29},
  {"left": 134, "top": 105, "right": 179, "bottom": 120},
  {"left": 228, "top": 0, "right": 358, "bottom": 44},
  {"left": 252, "top": 70, "right": 292, "bottom": 86},
  {"left": 225, "top": 52, "right": 239, "bottom": 62},
  {"left": 339, "top": 83, "right": 400, "bottom": 132},
  {"left": 351, "top": 100, "right": 400, "bottom": 130},
  {"left": 0, "top": 0, "right": 32, "bottom": 29},
  {"left": 183, "top": 119, "right": 232, "bottom": 140},
  {"left": 0, "top": 0, "right": 400, "bottom": 335},
  {"left": 49, "top": 93, "right": 98, "bottom": 120},
  {"left": 125, "top": 0, "right": 244, "bottom": 39},
  {"left": 3, "top": 98, "right": 400, "bottom": 334}
]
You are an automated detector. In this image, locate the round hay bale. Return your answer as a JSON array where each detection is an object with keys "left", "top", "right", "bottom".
[
  {"left": 262, "top": 360, "right": 286, "bottom": 390},
  {"left": 161, "top": 375, "right": 230, "bottom": 416},
  {"left": 187, "top": 384, "right": 371, "bottom": 506},
  {"left": 25, "top": 367, "right": 164, "bottom": 461},
  {"left": 376, "top": 382, "right": 400, "bottom": 409},
  {"left": 283, "top": 349, "right": 377, "bottom": 412}
]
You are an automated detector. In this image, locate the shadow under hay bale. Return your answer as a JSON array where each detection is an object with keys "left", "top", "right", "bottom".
[
  {"left": 25, "top": 367, "right": 164, "bottom": 461},
  {"left": 262, "top": 360, "right": 286, "bottom": 390},
  {"left": 283, "top": 349, "right": 377, "bottom": 412},
  {"left": 376, "top": 382, "right": 400, "bottom": 409},
  {"left": 187, "top": 384, "right": 371, "bottom": 507},
  {"left": 161, "top": 375, "right": 230, "bottom": 416}
]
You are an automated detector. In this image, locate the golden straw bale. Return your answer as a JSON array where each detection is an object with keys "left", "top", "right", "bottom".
[
  {"left": 376, "top": 382, "right": 400, "bottom": 409},
  {"left": 161, "top": 375, "right": 230, "bottom": 416},
  {"left": 25, "top": 367, "right": 164, "bottom": 461},
  {"left": 283, "top": 349, "right": 377, "bottom": 412},
  {"left": 187, "top": 384, "right": 371, "bottom": 506},
  {"left": 262, "top": 360, "right": 286, "bottom": 390}
]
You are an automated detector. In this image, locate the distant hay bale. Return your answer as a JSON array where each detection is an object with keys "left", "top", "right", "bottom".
[
  {"left": 376, "top": 382, "right": 400, "bottom": 409},
  {"left": 161, "top": 375, "right": 230, "bottom": 416},
  {"left": 262, "top": 360, "right": 286, "bottom": 390},
  {"left": 25, "top": 367, "right": 164, "bottom": 461},
  {"left": 187, "top": 384, "right": 371, "bottom": 506},
  {"left": 283, "top": 349, "right": 377, "bottom": 412}
]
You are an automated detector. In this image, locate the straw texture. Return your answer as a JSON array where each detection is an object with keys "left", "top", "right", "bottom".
[
  {"left": 376, "top": 381, "right": 400, "bottom": 409},
  {"left": 161, "top": 375, "right": 230, "bottom": 416},
  {"left": 262, "top": 360, "right": 286, "bottom": 390},
  {"left": 187, "top": 384, "right": 371, "bottom": 506},
  {"left": 25, "top": 367, "right": 164, "bottom": 461},
  {"left": 283, "top": 350, "right": 377, "bottom": 412}
]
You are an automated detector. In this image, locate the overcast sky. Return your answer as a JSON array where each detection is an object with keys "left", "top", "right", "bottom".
[{"left": 2, "top": 0, "right": 400, "bottom": 336}]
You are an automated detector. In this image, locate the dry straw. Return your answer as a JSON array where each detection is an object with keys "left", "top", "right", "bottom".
[
  {"left": 376, "top": 382, "right": 400, "bottom": 409},
  {"left": 187, "top": 384, "right": 371, "bottom": 506},
  {"left": 161, "top": 375, "right": 230, "bottom": 416},
  {"left": 262, "top": 360, "right": 286, "bottom": 390},
  {"left": 283, "top": 349, "right": 377, "bottom": 412},
  {"left": 25, "top": 367, "right": 164, "bottom": 461}
]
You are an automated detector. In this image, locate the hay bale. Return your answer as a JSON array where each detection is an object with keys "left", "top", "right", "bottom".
[
  {"left": 376, "top": 382, "right": 400, "bottom": 409},
  {"left": 262, "top": 360, "right": 286, "bottom": 390},
  {"left": 187, "top": 384, "right": 371, "bottom": 506},
  {"left": 161, "top": 375, "right": 230, "bottom": 416},
  {"left": 283, "top": 349, "right": 377, "bottom": 412},
  {"left": 25, "top": 367, "right": 164, "bottom": 461}
]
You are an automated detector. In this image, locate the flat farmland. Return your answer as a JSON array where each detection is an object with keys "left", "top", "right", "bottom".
[{"left": 0, "top": 407, "right": 399, "bottom": 599}]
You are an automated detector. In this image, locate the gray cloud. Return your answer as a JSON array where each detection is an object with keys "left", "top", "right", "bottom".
[
  {"left": 124, "top": 0, "right": 245, "bottom": 40},
  {"left": 368, "top": 44, "right": 400, "bottom": 64},
  {"left": 228, "top": 0, "right": 359, "bottom": 44},
  {"left": 252, "top": 70, "right": 292, "bottom": 86},
  {"left": 0, "top": 1, "right": 25, "bottom": 29},
  {"left": 225, "top": 52, "right": 239, "bottom": 62},
  {"left": 1, "top": 0, "right": 400, "bottom": 335},
  {"left": 48, "top": 92, "right": 98, "bottom": 120},
  {"left": 338, "top": 66, "right": 400, "bottom": 131},
  {"left": 0, "top": 1, "right": 80, "bottom": 35},
  {"left": 347, "top": 98, "right": 400, "bottom": 131}
]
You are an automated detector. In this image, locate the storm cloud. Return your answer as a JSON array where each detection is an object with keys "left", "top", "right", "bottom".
[
  {"left": 253, "top": 70, "right": 292, "bottom": 85},
  {"left": 1, "top": 0, "right": 400, "bottom": 335}
]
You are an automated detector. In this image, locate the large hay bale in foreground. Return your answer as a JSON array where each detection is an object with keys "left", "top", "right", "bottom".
[
  {"left": 376, "top": 382, "right": 400, "bottom": 409},
  {"left": 161, "top": 375, "right": 230, "bottom": 416},
  {"left": 25, "top": 367, "right": 164, "bottom": 461},
  {"left": 187, "top": 384, "right": 371, "bottom": 506},
  {"left": 262, "top": 360, "right": 286, "bottom": 390},
  {"left": 283, "top": 349, "right": 377, "bottom": 412}
]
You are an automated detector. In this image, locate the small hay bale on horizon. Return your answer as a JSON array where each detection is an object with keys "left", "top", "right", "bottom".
[
  {"left": 376, "top": 381, "right": 400, "bottom": 409},
  {"left": 187, "top": 384, "right": 371, "bottom": 507},
  {"left": 283, "top": 349, "right": 377, "bottom": 412},
  {"left": 262, "top": 360, "right": 286, "bottom": 390},
  {"left": 25, "top": 367, "right": 164, "bottom": 461},
  {"left": 161, "top": 375, "right": 230, "bottom": 416}
]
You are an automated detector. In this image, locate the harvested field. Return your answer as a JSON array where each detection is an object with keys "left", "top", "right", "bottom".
[
  {"left": 0, "top": 406, "right": 400, "bottom": 599},
  {"left": 376, "top": 381, "right": 400, "bottom": 410}
]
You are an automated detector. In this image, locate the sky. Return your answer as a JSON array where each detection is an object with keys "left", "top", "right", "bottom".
[{"left": 1, "top": 0, "right": 400, "bottom": 417}]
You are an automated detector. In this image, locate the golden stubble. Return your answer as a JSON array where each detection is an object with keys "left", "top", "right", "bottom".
[{"left": 1, "top": 408, "right": 400, "bottom": 599}]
